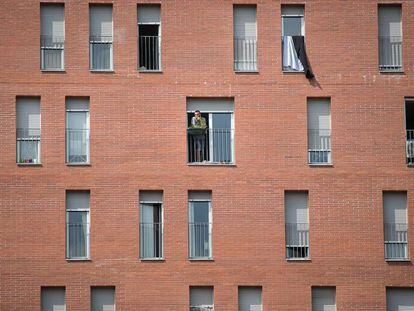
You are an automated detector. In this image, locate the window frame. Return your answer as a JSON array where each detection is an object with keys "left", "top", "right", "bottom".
[
  {"left": 188, "top": 198, "right": 213, "bottom": 260},
  {"left": 139, "top": 199, "right": 164, "bottom": 260}
]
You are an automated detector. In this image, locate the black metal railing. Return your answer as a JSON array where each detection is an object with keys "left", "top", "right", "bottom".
[
  {"left": 139, "top": 222, "right": 163, "bottom": 259},
  {"left": 384, "top": 223, "right": 408, "bottom": 260},
  {"left": 139, "top": 35, "right": 161, "bottom": 71},
  {"left": 406, "top": 130, "right": 414, "bottom": 165},
  {"left": 189, "top": 222, "right": 212, "bottom": 259}
]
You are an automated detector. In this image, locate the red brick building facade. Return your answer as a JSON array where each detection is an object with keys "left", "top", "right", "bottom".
[{"left": 1, "top": 0, "right": 414, "bottom": 310}]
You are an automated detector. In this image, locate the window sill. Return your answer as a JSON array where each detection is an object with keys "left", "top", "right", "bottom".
[
  {"left": 308, "top": 163, "right": 333, "bottom": 167},
  {"left": 139, "top": 70, "right": 163, "bottom": 73},
  {"left": 188, "top": 162, "right": 236, "bottom": 167},
  {"left": 90, "top": 70, "right": 114, "bottom": 73},
  {"left": 17, "top": 163, "right": 42, "bottom": 167},
  {"left": 283, "top": 70, "right": 305, "bottom": 74},
  {"left": 385, "top": 258, "right": 410, "bottom": 262},
  {"left": 189, "top": 258, "right": 214, "bottom": 261},
  {"left": 379, "top": 70, "right": 404, "bottom": 74},
  {"left": 140, "top": 258, "right": 165, "bottom": 262},
  {"left": 234, "top": 70, "right": 259, "bottom": 74},
  {"left": 41, "top": 69, "right": 65, "bottom": 73},
  {"left": 286, "top": 258, "right": 311, "bottom": 262},
  {"left": 66, "top": 258, "right": 91, "bottom": 262},
  {"left": 407, "top": 164, "right": 414, "bottom": 167},
  {"left": 66, "top": 163, "right": 91, "bottom": 166}
]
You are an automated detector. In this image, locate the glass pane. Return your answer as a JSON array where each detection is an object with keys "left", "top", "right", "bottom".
[
  {"left": 189, "top": 201, "right": 210, "bottom": 258},
  {"left": 17, "top": 140, "right": 39, "bottom": 163},
  {"left": 91, "top": 43, "right": 111, "bottom": 70},
  {"left": 67, "top": 112, "right": 88, "bottom": 163},
  {"left": 212, "top": 113, "right": 232, "bottom": 163},
  {"left": 140, "top": 203, "right": 162, "bottom": 258},
  {"left": 43, "top": 49, "right": 63, "bottom": 70},
  {"left": 283, "top": 17, "right": 302, "bottom": 36},
  {"left": 67, "top": 211, "right": 88, "bottom": 258}
]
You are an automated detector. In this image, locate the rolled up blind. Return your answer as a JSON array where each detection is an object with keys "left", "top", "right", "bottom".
[
  {"left": 90, "top": 5, "right": 113, "bottom": 38},
  {"left": 41, "top": 4, "right": 64, "bottom": 39},
  {"left": 138, "top": 5, "right": 161, "bottom": 24},
  {"left": 234, "top": 6, "right": 256, "bottom": 38},
  {"left": 66, "top": 191, "right": 90, "bottom": 210},
  {"left": 16, "top": 97, "right": 40, "bottom": 130}
]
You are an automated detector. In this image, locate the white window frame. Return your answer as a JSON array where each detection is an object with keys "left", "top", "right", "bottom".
[
  {"left": 139, "top": 200, "right": 164, "bottom": 260},
  {"left": 137, "top": 20, "right": 162, "bottom": 71},
  {"left": 188, "top": 198, "right": 213, "bottom": 260},
  {"left": 66, "top": 204, "right": 90, "bottom": 260},
  {"left": 65, "top": 107, "right": 90, "bottom": 164}
]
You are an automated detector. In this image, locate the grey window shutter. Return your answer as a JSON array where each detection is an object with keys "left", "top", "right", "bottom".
[
  {"left": 285, "top": 192, "right": 308, "bottom": 224},
  {"left": 41, "top": 4, "right": 64, "bottom": 38},
  {"left": 137, "top": 5, "right": 160, "bottom": 24},
  {"left": 16, "top": 97, "right": 40, "bottom": 130},
  {"left": 312, "top": 287, "right": 336, "bottom": 311},
  {"left": 281, "top": 5, "right": 304, "bottom": 16},
  {"left": 378, "top": 6, "right": 402, "bottom": 37},
  {"left": 187, "top": 98, "right": 234, "bottom": 113},
  {"left": 307, "top": 99, "right": 331, "bottom": 131},
  {"left": 91, "top": 287, "right": 115, "bottom": 311},
  {"left": 233, "top": 6, "right": 257, "bottom": 38},
  {"left": 66, "top": 191, "right": 90, "bottom": 210},
  {"left": 383, "top": 192, "right": 407, "bottom": 224},
  {"left": 190, "top": 287, "right": 214, "bottom": 307},
  {"left": 139, "top": 191, "right": 163, "bottom": 203},
  {"left": 90, "top": 5, "right": 113, "bottom": 38},
  {"left": 238, "top": 287, "right": 262, "bottom": 311},
  {"left": 387, "top": 288, "right": 414, "bottom": 311},
  {"left": 41, "top": 287, "right": 66, "bottom": 311},
  {"left": 66, "top": 98, "right": 89, "bottom": 111},
  {"left": 188, "top": 191, "right": 212, "bottom": 201}
]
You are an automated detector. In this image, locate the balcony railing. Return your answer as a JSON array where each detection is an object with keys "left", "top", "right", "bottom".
[
  {"left": 89, "top": 36, "right": 113, "bottom": 71},
  {"left": 406, "top": 129, "right": 414, "bottom": 165},
  {"left": 40, "top": 35, "right": 64, "bottom": 70},
  {"left": 285, "top": 223, "right": 309, "bottom": 259},
  {"left": 139, "top": 35, "right": 161, "bottom": 71},
  {"left": 189, "top": 222, "right": 212, "bottom": 259},
  {"left": 308, "top": 129, "right": 331, "bottom": 164},
  {"left": 139, "top": 222, "right": 163, "bottom": 259},
  {"left": 16, "top": 128, "right": 41, "bottom": 164},
  {"left": 379, "top": 36, "right": 402, "bottom": 71},
  {"left": 66, "top": 222, "right": 89, "bottom": 259},
  {"left": 66, "top": 129, "right": 90, "bottom": 164},
  {"left": 188, "top": 128, "right": 234, "bottom": 164},
  {"left": 234, "top": 36, "right": 257, "bottom": 71},
  {"left": 384, "top": 223, "right": 408, "bottom": 260}
]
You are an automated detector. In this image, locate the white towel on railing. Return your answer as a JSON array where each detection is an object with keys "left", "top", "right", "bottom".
[{"left": 282, "top": 36, "right": 304, "bottom": 71}]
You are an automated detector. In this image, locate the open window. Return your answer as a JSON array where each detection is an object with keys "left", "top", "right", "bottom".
[
  {"left": 405, "top": 99, "right": 414, "bottom": 165},
  {"left": 138, "top": 5, "right": 161, "bottom": 71}
]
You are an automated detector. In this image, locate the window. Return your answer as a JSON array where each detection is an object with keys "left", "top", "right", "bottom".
[
  {"left": 16, "top": 97, "right": 41, "bottom": 164},
  {"left": 238, "top": 286, "right": 262, "bottom": 311},
  {"left": 282, "top": 5, "right": 304, "bottom": 72},
  {"left": 89, "top": 5, "right": 113, "bottom": 71},
  {"left": 285, "top": 191, "right": 309, "bottom": 260},
  {"left": 383, "top": 192, "right": 408, "bottom": 260},
  {"left": 138, "top": 5, "right": 161, "bottom": 71},
  {"left": 405, "top": 99, "right": 414, "bottom": 165},
  {"left": 378, "top": 5, "right": 402, "bottom": 72},
  {"left": 91, "top": 287, "right": 115, "bottom": 311},
  {"left": 139, "top": 191, "right": 163, "bottom": 259},
  {"left": 189, "top": 191, "right": 212, "bottom": 259},
  {"left": 40, "top": 4, "right": 64, "bottom": 71},
  {"left": 66, "top": 191, "right": 90, "bottom": 259},
  {"left": 66, "top": 98, "right": 90, "bottom": 164},
  {"left": 307, "top": 98, "right": 331, "bottom": 164},
  {"left": 187, "top": 98, "right": 234, "bottom": 164},
  {"left": 387, "top": 288, "right": 414, "bottom": 311},
  {"left": 312, "top": 287, "right": 336, "bottom": 311},
  {"left": 190, "top": 286, "right": 214, "bottom": 311},
  {"left": 41, "top": 287, "right": 66, "bottom": 311},
  {"left": 233, "top": 5, "right": 257, "bottom": 71}
]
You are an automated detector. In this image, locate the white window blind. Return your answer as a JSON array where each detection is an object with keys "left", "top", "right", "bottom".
[
  {"left": 41, "top": 287, "right": 66, "bottom": 311},
  {"left": 383, "top": 192, "right": 407, "bottom": 224},
  {"left": 91, "top": 287, "right": 115, "bottom": 311},
  {"left": 387, "top": 288, "right": 414, "bottom": 311},
  {"left": 233, "top": 6, "right": 257, "bottom": 38},
  {"left": 378, "top": 6, "right": 402, "bottom": 37},
  {"left": 16, "top": 97, "right": 40, "bottom": 130},
  {"left": 90, "top": 5, "right": 113, "bottom": 38},
  {"left": 238, "top": 287, "right": 262, "bottom": 311},
  {"left": 41, "top": 4, "right": 64, "bottom": 38},
  {"left": 190, "top": 286, "right": 214, "bottom": 308},
  {"left": 312, "top": 287, "right": 336, "bottom": 311},
  {"left": 307, "top": 99, "right": 331, "bottom": 131},
  {"left": 187, "top": 98, "right": 234, "bottom": 113},
  {"left": 285, "top": 192, "right": 308, "bottom": 224},
  {"left": 138, "top": 5, "right": 160, "bottom": 24}
]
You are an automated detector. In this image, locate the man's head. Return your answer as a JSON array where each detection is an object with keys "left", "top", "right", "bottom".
[{"left": 194, "top": 110, "right": 201, "bottom": 118}]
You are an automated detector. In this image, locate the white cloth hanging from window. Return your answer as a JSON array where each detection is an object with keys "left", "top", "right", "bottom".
[{"left": 282, "top": 36, "right": 304, "bottom": 71}]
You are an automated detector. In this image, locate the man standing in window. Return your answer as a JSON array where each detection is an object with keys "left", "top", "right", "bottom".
[{"left": 190, "top": 110, "right": 207, "bottom": 162}]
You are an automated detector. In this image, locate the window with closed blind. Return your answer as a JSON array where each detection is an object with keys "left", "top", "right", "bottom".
[
  {"left": 386, "top": 288, "right": 414, "bottom": 311},
  {"left": 16, "top": 97, "right": 41, "bottom": 164},
  {"left": 312, "top": 287, "right": 336, "bottom": 311},
  {"left": 138, "top": 5, "right": 161, "bottom": 71},
  {"left": 89, "top": 5, "right": 113, "bottom": 71},
  {"left": 233, "top": 5, "right": 257, "bottom": 72},
  {"left": 91, "top": 287, "right": 115, "bottom": 311},
  {"left": 190, "top": 286, "right": 214, "bottom": 311},
  {"left": 41, "top": 287, "right": 66, "bottom": 311},
  {"left": 238, "top": 287, "right": 262, "bottom": 311},
  {"left": 40, "top": 4, "right": 65, "bottom": 71},
  {"left": 307, "top": 98, "right": 331, "bottom": 164}
]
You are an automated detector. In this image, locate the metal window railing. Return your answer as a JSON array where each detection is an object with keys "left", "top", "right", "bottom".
[
  {"left": 139, "top": 222, "right": 163, "bottom": 259},
  {"left": 190, "top": 306, "right": 214, "bottom": 311},
  {"left": 187, "top": 128, "right": 234, "bottom": 164},
  {"left": 16, "top": 128, "right": 41, "bottom": 164},
  {"left": 40, "top": 35, "right": 64, "bottom": 70},
  {"left": 406, "top": 129, "right": 414, "bottom": 165},
  {"left": 66, "top": 129, "right": 90, "bottom": 164},
  {"left": 89, "top": 36, "right": 113, "bottom": 71},
  {"left": 285, "top": 223, "right": 309, "bottom": 259},
  {"left": 384, "top": 223, "right": 408, "bottom": 260},
  {"left": 308, "top": 129, "right": 331, "bottom": 164},
  {"left": 234, "top": 36, "right": 257, "bottom": 71},
  {"left": 189, "top": 222, "right": 212, "bottom": 259},
  {"left": 66, "top": 221, "right": 90, "bottom": 259},
  {"left": 378, "top": 36, "right": 402, "bottom": 71},
  {"left": 139, "top": 35, "right": 161, "bottom": 71}
]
